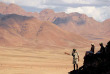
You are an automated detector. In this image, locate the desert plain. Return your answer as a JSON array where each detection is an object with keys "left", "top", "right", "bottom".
[{"left": 0, "top": 46, "right": 100, "bottom": 74}]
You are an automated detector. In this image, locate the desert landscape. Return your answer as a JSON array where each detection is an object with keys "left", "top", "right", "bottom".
[
  {"left": 0, "top": 1, "right": 110, "bottom": 74},
  {"left": 0, "top": 46, "right": 100, "bottom": 74}
]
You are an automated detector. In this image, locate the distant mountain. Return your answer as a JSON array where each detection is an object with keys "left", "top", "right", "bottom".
[
  {"left": 39, "top": 9, "right": 109, "bottom": 43},
  {"left": 102, "top": 19, "right": 110, "bottom": 36},
  {"left": 0, "top": 2, "right": 25, "bottom": 14},
  {"left": 100, "top": 19, "right": 110, "bottom": 43},
  {"left": 0, "top": 2, "right": 109, "bottom": 44},
  {"left": 0, "top": 2, "right": 39, "bottom": 18},
  {"left": 0, "top": 14, "right": 90, "bottom": 48},
  {"left": 53, "top": 14, "right": 103, "bottom": 39}
]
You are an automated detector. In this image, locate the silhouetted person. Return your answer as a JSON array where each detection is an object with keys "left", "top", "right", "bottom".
[
  {"left": 96, "top": 43, "right": 105, "bottom": 54},
  {"left": 105, "top": 41, "right": 110, "bottom": 54},
  {"left": 99, "top": 43, "right": 105, "bottom": 53},
  {"left": 72, "top": 49, "right": 79, "bottom": 70},
  {"left": 85, "top": 44, "right": 95, "bottom": 56},
  {"left": 90, "top": 43, "right": 95, "bottom": 54}
]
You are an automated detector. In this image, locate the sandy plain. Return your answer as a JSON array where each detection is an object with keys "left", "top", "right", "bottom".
[{"left": 0, "top": 46, "right": 100, "bottom": 74}]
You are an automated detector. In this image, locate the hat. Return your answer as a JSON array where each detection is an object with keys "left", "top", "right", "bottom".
[
  {"left": 73, "top": 49, "right": 76, "bottom": 51},
  {"left": 91, "top": 43, "right": 94, "bottom": 45},
  {"left": 99, "top": 43, "right": 103, "bottom": 45}
]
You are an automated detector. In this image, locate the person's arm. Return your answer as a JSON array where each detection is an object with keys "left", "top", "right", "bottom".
[
  {"left": 78, "top": 55, "right": 79, "bottom": 61},
  {"left": 77, "top": 53, "right": 79, "bottom": 61},
  {"left": 64, "top": 52, "right": 70, "bottom": 55}
]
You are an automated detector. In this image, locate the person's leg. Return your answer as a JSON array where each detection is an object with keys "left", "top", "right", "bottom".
[
  {"left": 74, "top": 64, "right": 75, "bottom": 70},
  {"left": 76, "top": 59, "right": 78, "bottom": 70},
  {"left": 76, "top": 64, "right": 78, "bottom": 70}
]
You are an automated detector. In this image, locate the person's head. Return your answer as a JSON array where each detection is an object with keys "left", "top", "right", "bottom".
[
  {"left": 99, "top": 43, "right": 103, "bottom": 46},
  {"left": 73, "top": 49, "right": 76, "bottom": 52},
  {"left": 107, "top": 41, "right": 110, "bottom": 46},
  {"left": 106, "top": 41, "right": 110, "bottom": 48},
  {"left": 91, "top": 43, "right": 94, "bottom": 46}
]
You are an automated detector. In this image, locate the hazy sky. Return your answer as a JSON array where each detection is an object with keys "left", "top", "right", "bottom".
[{"left": 0, "top": 0, "right": 110, "bottom": 22}]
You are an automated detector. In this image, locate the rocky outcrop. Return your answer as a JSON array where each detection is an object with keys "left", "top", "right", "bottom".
[{"left": 69, "top": 41, "right": 110, "bottom": 74}]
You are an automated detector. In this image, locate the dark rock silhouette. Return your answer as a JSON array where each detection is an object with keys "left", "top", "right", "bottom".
[
  {"left": 69, "top": 70, "right": 79, "bottom": 74},
  {"left": 69, "top": 41, "right": 110, "bottom": 74}
]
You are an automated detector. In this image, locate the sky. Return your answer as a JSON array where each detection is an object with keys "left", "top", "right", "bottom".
[{"left": 0, "top": 0, "right": 110, "bottom": 22}]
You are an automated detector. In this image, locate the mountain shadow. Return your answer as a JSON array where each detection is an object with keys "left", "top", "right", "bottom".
[{"left": 53, "top": 16, "right": 86, "bottom": 25}]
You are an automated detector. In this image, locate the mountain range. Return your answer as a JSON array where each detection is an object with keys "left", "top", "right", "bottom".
[
  {"left": 0, "top": 2, "right": 110, "bottom": 48},
  {"left": 0, "top": 14, "right": 90, "bottom": 48}
]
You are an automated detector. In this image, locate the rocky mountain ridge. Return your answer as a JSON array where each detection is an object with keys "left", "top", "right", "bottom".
[
  {"left": 0, "top": 2, "right": 110, "bottom": 44},
  {"left": 0, "top": 14, "right": 90, "bottom": 48}
]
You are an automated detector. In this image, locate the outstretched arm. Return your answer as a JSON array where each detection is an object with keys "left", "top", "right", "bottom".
[{"left": 64, "top": 52, "right": 70, "bottom": 55}]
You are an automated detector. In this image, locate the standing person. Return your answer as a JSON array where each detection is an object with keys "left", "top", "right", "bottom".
[
  {"left": 72, "top": 49, "right": 79, "bottom": 70},
  {"left": 90, "top": 43, "right": 95, "bottom": 54}
]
